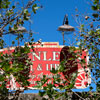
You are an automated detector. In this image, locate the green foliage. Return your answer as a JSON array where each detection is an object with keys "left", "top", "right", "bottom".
[
  {"left": 92, "top": 0, "right": 100, "bottom": 10},
  {"left": 0, "top": 0, "right": 10, "bottom": 9},
  {"left": 92, "top": 13, "right": 98, "bottom": 18},
  {"left": 0, "top": 0, "right": 40, "bottom": 99},
  {"left": 32, "top": 4, "right": 40, "bottom": 14}
]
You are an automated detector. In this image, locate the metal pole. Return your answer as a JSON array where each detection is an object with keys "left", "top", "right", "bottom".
[
  {"left": 18, "top": 33, "right": 19, "bottom": 46},
  {"left": 62, "top": 32, "right": 65, "bottom": 45}
]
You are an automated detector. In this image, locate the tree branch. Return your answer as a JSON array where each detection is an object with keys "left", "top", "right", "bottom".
[{"left": 0, "top": 0, "right": 36, "bottom": 35}]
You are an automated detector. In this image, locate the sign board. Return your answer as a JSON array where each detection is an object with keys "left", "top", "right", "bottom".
[{"left": 0, "top": 42, "right": 91, "bottom": 90}]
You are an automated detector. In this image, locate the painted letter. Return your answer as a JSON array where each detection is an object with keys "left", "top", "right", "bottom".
[
  {"left": 37, "top": 64, "right": 42, "bottom": 71},
  {"left": 32, "top": 52, "right": 41, "bottom": 61},
  {"left": 53, "top": 51, "right": 60, "bottom": 61}
]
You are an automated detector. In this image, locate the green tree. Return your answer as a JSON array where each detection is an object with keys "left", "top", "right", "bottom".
[
  {"left": 37, "top": 0, "right": 100, "bottom": 100},
  {"left": 0, "top": 0, "right": 40, "bottom": 100}
]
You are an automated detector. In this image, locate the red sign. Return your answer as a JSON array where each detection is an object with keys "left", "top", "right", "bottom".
[
  {"left": 0, "top": 42, "right": 91, "bottom": 90},
  {"left": 28, "top": 42, "right": 91, "bottom": 89},
  {"left": 29, "top": 42, "right": 62, "bottom": 87}
]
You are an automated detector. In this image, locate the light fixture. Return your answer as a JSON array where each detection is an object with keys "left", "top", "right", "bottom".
[{"left": 58, "top": 14, "right": 75, "bottom": 45}]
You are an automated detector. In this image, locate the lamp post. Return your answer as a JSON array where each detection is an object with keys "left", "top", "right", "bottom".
[
  {"left": 59, "top": 15, "right": 76, "bottom": 96},
  {"left": 57, "top": 14, "right": 75, "bottom": 45}
]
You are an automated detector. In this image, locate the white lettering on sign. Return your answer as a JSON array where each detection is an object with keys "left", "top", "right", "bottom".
[
  {"left": 32, "top": 51, "right": 60, "bottom": 61},
  {"left": 30, "top": 64, "right": 34, "bottom": 71},
  {"left": 32, "top": 52, "right": 41, "bottom": 61},
  {"left": 37, "top": 64, "right": 42, "bottom": 71},
  {"left": 46, "top": 64, "right": 59, "bottom": 71},
  {"left": 53, "top": 51, "right": 60, "bottom": 61},
  {"left": 43, "top": 51, "right": 52, "bottom": 61},
  {"left": 37, "top": 72, "right": 43, "bottom": 79},
  {"left": 46, "top": 64, "right": 49, "bottom": 71},
  {"left": 55, "top": 64, "right": 59, "bottom": 70},
  {"left": 46, "top": 74, "right": 53, "bottom": 78}
]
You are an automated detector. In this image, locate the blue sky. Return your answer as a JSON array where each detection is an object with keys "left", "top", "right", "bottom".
[
  {"left": 4, "top": 0, "right": 93, "bottom": 46},
  {"left": 31, "top": 0, "right": 92, "bottom": 45}
]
